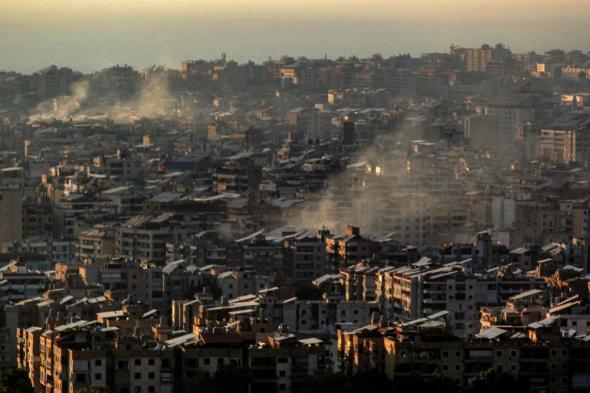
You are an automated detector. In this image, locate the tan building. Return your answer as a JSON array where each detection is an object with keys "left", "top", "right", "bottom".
[
  {"left": 537, "top": 114, "right": 590, "bottom": 165},
  {"left": 78, "top": 225, "right": 116, "bottom": 260},
  {"left": 17, "top": 322, "right": 175, "bottom": 393},
  {"left": 465, "top": 45, "right": 494, "bottom": 73},
  {"left": 0, "top": 185, "right": 23, "bottom": 251},
  {"left": 337, "top": 317, "right": 590, "bottom": 391},
  {"left": 383, "top": 323, "right": 590, "bottom": 392}
]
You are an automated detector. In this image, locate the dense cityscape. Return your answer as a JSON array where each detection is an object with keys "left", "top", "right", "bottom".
[{"left": 1, "top": 42, "right": 590, "bottom": 392}]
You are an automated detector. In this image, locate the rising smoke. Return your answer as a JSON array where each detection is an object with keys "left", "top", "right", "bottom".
[
  {"left": 29, "top": 72, "right": 179, "bottom": 124},
  {"left": 286, "top": 109, "right": 471, "bottom": 247},
  {"left": 30, "top": 80, "right": 90, "bottom": 122}
]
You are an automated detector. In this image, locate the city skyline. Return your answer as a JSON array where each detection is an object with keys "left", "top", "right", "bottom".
[
  {"left": 2, "top": 0, "right": 590, "bottom": 72},
  {"left": 3, "top": 2, "right": 590, "bottom": 393}
]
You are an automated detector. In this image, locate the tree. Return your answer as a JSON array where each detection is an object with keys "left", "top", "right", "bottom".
[
  {"left": 393, "top": 373, "right": 457, "bottom": 393},
  {"left": 294, "top": 371, "right": 354, "bottom": 393},
  {"left": 208, "top": 366, "right": 251, "bottom": 393},
  {"left": 425, "top": 373, "right": 458, "bottom": 393},
  {"left": 466, "top": 369, "right": 527, "bottom": 393},
  {"left": 351, "top": 369, "right": 393, "bottom": 393},
  {"left": 177, "top": 367, "right": 251, "bottom": 393},
  {"left": 296, "top": 369, "right": 462, "bottom": 393},
  {"left": 295, "top": 369, "right": 393, "bottom": 393},
  {"left": 0, "top": 368, "right": 34, "bottom": 393},
  {"left": 78, "top": 387, "right": 110, "bottom": 393}
]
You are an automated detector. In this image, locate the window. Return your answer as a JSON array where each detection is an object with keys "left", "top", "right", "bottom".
[
  {"left": 134, "top": 373, "right": 141, "bottom": 380},
  {"left": 95, "top": 373, "right": 102, "bottom": 380},
  {"left": 217, "top": 358, "right": 224, "bottom": 366},
  {"left": 148, "top": 358, "right": 155, "bottom": 366},
  {"left": 185, "top": 359, "right": 197, "bottom": 367},
  {"left": 203, "top": 358, "right": 210, "bottom": 365},
  {"left": 148, "top": 372, "right": 155, "bottom": 379},
  {"left": 148, "top": 387, "right": 155, "bottom": 393},
  {"left": 279, "top": 370, "right": 286, "bottom": 377},
  {"left": 95, "top": 359, "right": 102, "bottom": 366},
  {"left": 135, "top": 359, "right": 141, "bottom": 366}
]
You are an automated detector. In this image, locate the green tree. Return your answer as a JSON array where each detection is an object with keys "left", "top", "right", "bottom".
[
  {"left": 351, "top": 369, "right": 393, "bottom": 393},
  {"left": 178, "top": 367, "right": 250, "bottom": 393},
  {"left": 466, "top": 369, "right": 527, "bottom": 393},
  {"left": 428, "top": 373, "right": 459, "bottom": 393},
  {"left": 209, "top": 366, "right": 251, "bottom": 393},
  {"left": 0, "top": 368, "right": 34, "bottom": 393},
  {"left": 295, "top": 369, "right": 394, "bottom": 393},
  {"left": 78, "top": 386, "right": 110, "bottom": 393},
  {"left": 393, "top": 373, "right": 457, "bottom": 393},
  {"left": 294, "top": 370, "right": 353, "bottom": 393}
]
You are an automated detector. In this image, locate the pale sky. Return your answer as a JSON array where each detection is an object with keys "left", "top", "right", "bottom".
[
  {"left": 2, "top": 0, "right": 590, "bottom": 72},
  {"left": 3, "top": 0, "right": 589, "bottom": 19}
]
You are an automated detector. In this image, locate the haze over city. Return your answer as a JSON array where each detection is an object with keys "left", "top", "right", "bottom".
[
  {"left": 3, "top": 1, "right": 590, "bottom": 393},
  {"left": 2, "top": 0, "right": 590, "bottom": 72}
]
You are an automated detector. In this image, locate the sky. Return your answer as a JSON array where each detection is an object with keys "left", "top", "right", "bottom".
[{"left": 2, "top": 0, "right": 590, "bottom": 73}]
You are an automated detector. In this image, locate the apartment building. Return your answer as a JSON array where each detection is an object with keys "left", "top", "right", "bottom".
[
  {"left": 17, "top": 324, "right": 174, "bottom": 393},
  {"left": 77, "top": 225, "right": 116, "bottom": 260},
  {"left": 283, "top": 230, "right": 329, "bottom": 284},
  {"left": 0, "top": 184, "right": 23, "bottom": 251},
  {"left": 376, "top": 260, "right": 545, "bottom": 336},
  {"left": 383, "top": 321, "right": 590, "bottom": 392},
  {"left": 248, "top": 334, "right": 327, "bottom": 393},
  {"left": 118, "top": 214, "right": 190, "bottom": 264},
  {"left": 538, "top": 113, "right": 590, "bottom": 165}
]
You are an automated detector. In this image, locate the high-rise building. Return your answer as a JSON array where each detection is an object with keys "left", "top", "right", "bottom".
[{"left": 34, "top": 65, "right": 75, "bottom": 98}]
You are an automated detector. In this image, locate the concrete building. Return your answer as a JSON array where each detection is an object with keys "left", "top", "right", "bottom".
[
  {"left": 78, "top": 225, "right": 116, "bottom": 260},
  {"left": 538, "top": 113, "right": 590, "bottom": 165},
  {"left": 118, "top": 214, "right": 190, "bottom": 264},
  {"left": 0, "top": 186, "right": 23, "bottom": 251}
]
